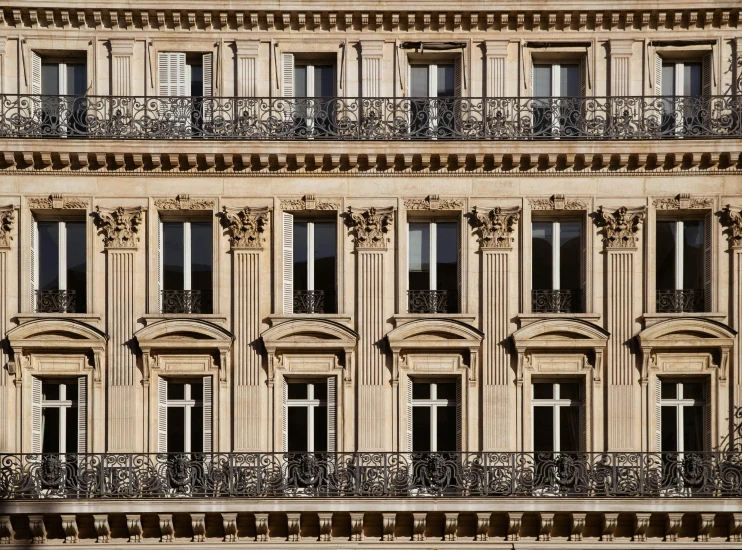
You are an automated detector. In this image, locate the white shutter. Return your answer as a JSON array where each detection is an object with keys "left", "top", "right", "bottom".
[
  {"left": 31, "top": 51, "right": 42, "bottom": 95},
  {"left": 655, "top": 378, "right": 662, "bottom": 453},
  {"left": 406, "top": 377, "right": 413, "bottom": 452},
  {"left": 701, "top": 53, "right": 712, "bottom": 97},
  {"left": 203, "top": 375, "right": 212, "bottom": 454},
  {"left": 31, "top": 376, "right": 42, "bottom": 454},
  {"left": 703, "top": 210, "right": 713, "bottom": 312},
  {"left": 282, "top": 378, "right": 288, "bottom": 453},
  {"left": 158, "top": 220, "right": 163, "bottom": 312},
  {"left": 158, "top": 376, "right": 167, "bottom": 454},
  {"left": 703, "top": 381, "right": 712, "bottom": 452},
  {"left": 158, "top": 52, "right": 187, "bottom": 97},
  {"left": 30, "top": 216, "right": 37, "bottom": 312},
  {"left": 77, "top": 376, "right": 87, "bottom": 455},
  {"left": 455, "top": 377, "right": 463, "bottom": 452},
  {"left": 327, "top": 376, "right": 337, "bottom": 453},
  {"left": 654, "top": 52, "right": 663, "bottom": 96},
  {"left": 282, "top": 53, "right": 295, "bottom": 98},
  {"left": 283, "top": 212, "right": 294, "bottom": 314},
  {"left": 202, "top": 53, "right": 213, "bottom": 97}
]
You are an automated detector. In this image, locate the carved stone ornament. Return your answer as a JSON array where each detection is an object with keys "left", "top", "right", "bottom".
[
  {"left": 90, "top": 206, "right": 143, "bottom": 248},
  {"left": 721, "top": 205, "right": 742, "bottom": 246},
  {"left": 28, "top": 193, "right": 88, "bottom": 210},
  {"left": 404, "top": 195, "right": 464, "bottom": 210},
  {"left": 217, "top": 206, "right": 269, "bottom": 249},
  {"left": 653, "top": 193, "right": 714, "bottom": 210},
  {"left": 528, "top": 194, "right": 587, "bottom": 211},
  {"left": 471, "top": 206, "right": 520, "bottom": 248},
  {"left": 154, "top": 194, "right": 214, "bottom": 210},
  {"left": 280, "top": 194, "right": 339, "bottom": 211},
  {"left": 345, "top": 207, "right": 394, "bottom": 248},
  {"left": 594, "top": 206, "right": 645, "bottom": 248},
  {"left": 0, "top": 207, "right": 15, "bottom": 248}
]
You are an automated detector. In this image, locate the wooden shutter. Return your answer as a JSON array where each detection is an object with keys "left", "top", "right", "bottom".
[
  {"left": 158, "top": 376, "right": 167, "bottom": 453},
  {"left": 283, "top": 212, "right": 294, "bottom": 314},
  {"left": 282, "top": 378, "right": 288, "bottom": 453},
  {"left": 203, "top": 375, "right": 212, "bottom": 454},
  {"left": 31, "top": 376, "right": 42, "bottom": 453},
  {"left": 654, "top": 52, "right": 663, "bottom": 96},
  {"left": 30, "top": 216, "right": 37, "bottom": 312},
  {"left": 580, "top": 219, "right": 587, "bottom": 313},
  {"left": 202, "top": 53, "right": 213, "bottom": 97},
  {"left": 282, "top": 53, "right": 294, "bottom": 98},
  {"left": 579, "top": 381, "right": 587, "bottom": 452},
  {"left": 704, "top": 210, "right": 713, "bottom": 312},
  {"left": 703, "top": 380, "right": 712, "bottom": 452},
  {"left": 454, "top": 56, "right": 463, "bottom": 98},
  {"left": 327, "top": 376, "right": 337, "bottom": 453},
  {"left": 158, "top": 220, "right": 163, "bottom": 313},
  {"left": 456, "top": 219, "right": 463, "bottom": 314},
  {"left": 579, "top": 55, "right": 588, "bottom": 97},
  {"left": 77, "top": 376, "right": 87, "bottom": 455},
  {"left": 701, "top": 53, "right": 712, "bottom": 97},
  {"left": 455, "top": 377, "right": 463, "bottom": 451},
  {"left": 31, "top": 51, "right": 42, "bottom": 95},
  {"left": 406, "top": 377, "right": 413, "bottom": 452},
  {"left": 655, "top": 378, "right": 662, "bottom": 453},
  {"left": 158, "top": 52, "right": 187, "bottom": 97}
]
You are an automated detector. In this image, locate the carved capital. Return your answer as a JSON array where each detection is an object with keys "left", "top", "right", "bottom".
[
  {"left": 721, "top": 205, "right": 742, "bottom": 247},
  {"left": 217, "top": 206, "right": 269, "bottom": 249},
  {"left": 0, "top": 207, "right": 15, "bottom": 248},
  {"left": 345, "top": 207, "right": 394, "bottom": 249},
  {"left": 91, "top": 206, "right": 143, "bottom": 248},
  {"left": 594, "top": 206, "right": 645, "bottom": 248},
  {"left": 471, "top": 206, "right": 520, "bottom": 249}
]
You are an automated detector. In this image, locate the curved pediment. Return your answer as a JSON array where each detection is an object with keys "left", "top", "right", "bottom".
[
  {"left": 511, "top": 318, "right": 609, "bottom": 351},
  {"left": 7, "top": 318, "right": 106, "bottom": 351},
  {"left": 637, "top": 318, "right": 736, "bottom": 349},
  {"left": 386, "top": 319, "right": 483, "bottom": 352},
  {"left": 134, "top": 319, "right": 233, "bottom": 353},
  {"left": 262, "top": 319, "right": 359, "bottom": 353}
]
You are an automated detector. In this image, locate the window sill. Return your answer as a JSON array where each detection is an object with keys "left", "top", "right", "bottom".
[
  {"left": 517, "top": 313, "right": 601, "bottom": 328},
  {"left": 142, "top": 314, "right": 228, "bottom": 327},
  {"left": 641, "top": 312, "right": 727, "bottom": 328},
  {"left": 14, "top": 312, "right": 102, "bottom": 327}
]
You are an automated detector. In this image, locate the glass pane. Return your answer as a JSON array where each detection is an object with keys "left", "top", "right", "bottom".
[
  {"left": 661, "top": 381, "right": 677, "bottom": 399},
  {"left": 287, "top": 407, "right": 308, "bottom": 452},
  {"left": 167, "top": 407, "right": 185, "bottom": 453},
  {"left": 410, "top": 66, "right": 429, "bottom": 97},
  {"left": 314, "top": 66, "right": 335, "bottom": 98},
  {"left": 683, "top": 406, "right": 704, "bottom": 452},
  {"left": 559, "top": 65, "right": 580, "bottom": 97},
  {"left": 38, "top": 222, "right": 60, "bottom": 291},
  {"left": 662, "top": 65, "right": 676, "bottom": 96},
  {"left": 313, "top": 405, "right": 328, "bottom": 452},
  {"left": 41, "top": 63, "right": 60, "bottom": 95},
  {"left": 533, "top": 406, "right": 554, "bottom": 452},
  {"left": 683, "top": 220, "right": 704, "bottom": 290},
  {"left": 190, "top": 382, "right": 203, "bottom": 402},
  {"left": 436, "top": 222, "right": 458, "bottom": 311},
  {"left": 533, "top": 65, "right": 552, "bottom": 97},
  {"left": 412, "top": 407, "right": 431, "bottom": 451},
  {"left": 437, "top": 65, "right": 455, "bottom": 97},
  {"left": 436, "top": 406, "right": 457, "bottom": 452},
  {"left": 42, "top": 407, "right": 60, "bottom": 453},
  {"left": 66, "top": 64, "right": 87, "bottom": 96},
  {"left": 295, "top": 65, "right": 308, "bottom": 98},
  {"left": 65, "top": 405, "right": 78, "bottom": 454},
  {"left": 412, "top": 382, "right": 430, "bottom": 400},
  {"left": 287, "top": 383, "right": 307, "bottom": 400},
  {"left": 531, "top": 222, "right": 553, "bottom": 290},
  {"left": 661, "top": 406, "right": 678, "bottom": 452},
  {"left": 559, "top": 406, "right": 580, "bottom": 452},
  {"left": 408, "top": 223, "right": 430, "bottom": 291},
  {"left": 66, "top": 222, "right": 86, "bottom": 312},
  {"left": 42, "top": 381, "right": 60, "bottom": 401},
  {"left": 656, "top": 221, "right": 677, "bottom": 290},
  {"left": 314, "top": 222, "right": 337, "bottom": 313},
  {"left": 190, "top": 222, "right": 213, "bottom": 312},
  {"left": 682, "top": 382, "right": 703, "bottom": 401},
  {"left": 163, "top": 223, "right": 184, "bottom": 291},
  {"left": 684, "top": 63, "right": 702, "bottom": 97},
  {"left": 293, "top": 221, "right": 308, "bottom": 291},
  {"left": 436, "top": 382, "right": 457, "bottom": 402},
  {"left": 559, "top": 383, "right": 580, "bottom": 402},
  {"left": 189, "top": 63, "right": 203, "bottom": 97},
  {"left": 533, "top": 383, "right": 553, "bottom": 400},
  {"left": 66, "top": 382, "right": 78, "bottom": 403},
  {"left": 167, "top": 382, "right": 185, "bottom": 400},
  {"left": 313, "top": 381, "right": 327, "bottom": 402},
  {"left": 559, "top": 221, "right": 582, "bottom": 291},
  {"left": 191, "top": 405, "right": 203, "bottom": 453}
]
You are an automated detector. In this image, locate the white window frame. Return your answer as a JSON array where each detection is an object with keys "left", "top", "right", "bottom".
[
  {"left": 661, "top": 61, "right": 702, "bottom": 97},
  {"left": 531, "top": 220, "right": 582, "bottom": 291},
  {"left": 408, "top": 221, "right": 438, "bottom": 292},
  {"left": 165, "top": 380, "right": 203, "bottom": 454},
  {"left": 410, "top": 380, "right": 457, "bottom": 452},
  {"left": 159, "top": 220, "right": 194, "bottom": 292},
  {"left": 286, "top": 380, "right": 327, "bottom": 453},
  {"left": 531, "top": 381, "right": 582, "bottom": 453},
  {"left": 40, "top": 380, "right": 78, "bottom": 454},
  {"left": 408, "top": 63, "right": 457, "bottom": 135},
  {"left": 659, "top": 380, "right": 705, "bottom": 454}
]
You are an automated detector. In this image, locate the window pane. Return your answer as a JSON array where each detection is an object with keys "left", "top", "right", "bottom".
[
  {"left": 408, "top": 223, "right": 430, "bottom": 291},
  {"left": 533, "top": 406, "right": 554, "bottom": 452},
  {"left": 437, "top": 65, "right": 455, "bottom": 97},
  {"left": 66, "top": 222, "right": 86, "bottom": 312},
  {"left": 41, "top": 63, "right": 60, "bottom": 95},
  {"left": 533, "top": 65, "right": 552, "bottom": 97},
  {"left": 410, "top": 66, "right": 429, "bottom": 97},
  {"left": 559, "top": 406, "right": 580, "bottom": 452},
  {"left": 683, "top": 406, "right": 704, "bottom": 452},
  {"left": 167, "top": 382, "right": 185, "bottom": 400},
  {"left": 531, "top": 222, "right": 553, "bottom": 290},
  {"left": 533, "top": 383, "right": 553, "bottom": 400},
  {"left": 65, "top": 404, "right": 78, "bottom": 454},
  {"left": 42, "top": 381, "right": 60, "bottom": 401},
  {"left": 559, "top": 383, "right": 580, "bottom": 402},
  {"left": 287, "top": 382, "right": 307, "bottom": 400},
  {"left": 314, "top": 66, "right": 335, "bottom": 98},
  {"left": 559, "top": 221, "right": 582, "bottom": 291},
  {"left": 684, "top": 63, "right": 702, "bottom": 97},
  {"left": 656, "top": 221, "right": 677, "bottom": 290},
  {"left": 661, "top": 381, "right": 677, "bottom": 399},
  {"left": 66, "top": 382, "right": 78, "bottom": 403},
  {"left": 682, "top": 382, "right": 703, "bottom": 401},
  {"left": 287, "top": 407, "right": 308, "bottom": 452},
  {"left": 295, "top": 65, "right": 308, "bottom": 98},
  {"left": 66, "top": 64, "right": 87, "bottom": 96},
  {"left": 412, "top": 382, "right": 430, "bottom": 400},
  {"left": 190, "top": 222, "right": 213, "bottom": 312},
  {"left": 313, "top": 405, "right": 327, "bottom": 452},
  {"left": 436, "top": 382, "right": 457, "bottom": 402},
  {"left": 163, "top": 223, "right": 184, "bottom": 291},
  {"left": 293, "top": 221, "right": 308, "bottom": 291},
  {"left": 38, "top": 222, "right": 60, "bottom": 291},
  {"left": 313, "top": 381, "right": 327, "bottom": 402},
  {"left": 189, "top": 63, "right": 203, "bottom": 97},
  {"left": 314, "top": 222, "right": 337, "bottom": 313},
  {"left": 661, "top": 406, "right": 677, "bottom": 453},
  {"left": 191, "top": 405, "right": 203, "bottom": 453},
  {"left": 436, "top": 406, "right": 457, "bottom": 452},
  {"left": 412, "top": 407, "right": 431, "bottom": 451},
  {"left": 167, "top": 407, "right": 185, "bottom": 453},
  {"left": 683, "top": 220, "right": 704, "bottom": 290},
  {"left": 436, "top": 222, "right": 458, "bottom": 311},
  {"left": 190, "top": 382, "right": 203, "bottom": 402},
  {"left": 559, "top": 65, "right": 580, "bottom": 97},
  {"left": 662, "top": 65, "right": 676, "bottom": 96},
  {"left": 42, "top": 407, "right": 60, "bottom": 453}
]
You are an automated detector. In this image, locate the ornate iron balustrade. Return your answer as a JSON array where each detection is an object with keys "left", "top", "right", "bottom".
[
  {"left": 293, "top": 290, "right": 325, "bottom": 314},
  {"left": 0, "top": 94, "right": 739, "bottom": 140},
  {"left": 656, "top": 289, "right": 706, "bottom": 313},
  {"left": 1, "top": 452, "right": 740, "bottom": 499},
  {"left": 160, "top": 290, "right": 211, "bottom": 314},
  {"left": 408, "top": 290, "right": 450, "bottom": 314},
  {"left": 35, "top": 289, "right": 77, "bottom": 313},
  {"left": 531, "top": 289, "right": 582, "bottom": 313}
]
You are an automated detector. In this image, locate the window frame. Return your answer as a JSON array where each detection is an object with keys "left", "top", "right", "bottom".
[
  {"left": 530, "top": 380, "right": 583, "bottom": 454},
  {"left": 410, "top": 379, "right": 458, "bottom": 453},
  {"left": 285, "top": 378, "right": 329, "bottom": 454},
  {"left": 164, "top": 378, "right": 204, "bottom": 454},
  {"left": 658, "top": 379, "right": 707, "bottom": 454},
  {"left": 40, "top": 379, "right": 78, "bottom": 454}
]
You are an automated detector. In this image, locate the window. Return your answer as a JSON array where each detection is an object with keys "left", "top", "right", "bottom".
[
  {"left": 531, "top": 220, "right": 583, "bottom": 313},
  {"left": 409, "top": 61, "right": 461, "bottom": 136},
  {"left": 532, "top": 381, "right": 582, "bottom": 454},
  {"left": 408, "top": 221, "right": 459, "bottom": 313},
  {"left": 656, "top": 218, "right": 709, "bottom": 312},
  {"left": 532, "top": 61, "right": 585, "bottom": 136},
  {"left": 655, "top": 55, "right": 712, "bottom": 135},
  {"left": 158, "top": 52, "right": 213, "bottom": 135},
  {"left": 158, "top": 377, "right": 212, "bottom": 454},
  {"left": 158, "top": 220, "right": 213, "bottom": 314},
  {"left": 31, "top": 218, "right": 86, "bottom": 313},
  {"left": 282, "top": 54, "right": 336, "bottom": 136},
  {"left": 283, "top": 379, "right": 336, "bottom": 453},
  {"left": 408, "top": 380, "right": 460, "bottom": 452},
  {"left": 31, "top": 52, "right": 87, "bottom": 135},
  {"left": 658, "top": 380, "right": 707, "bottom": 454},
  {"left": 31, "top": 377, "right": 86, "bottom": 455}
]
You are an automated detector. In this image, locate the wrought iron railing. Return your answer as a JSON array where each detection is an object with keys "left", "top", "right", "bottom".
[
  {"left": 0, "top": 452, "right": 740, "bottom": 499},
  {"left": 0, "top": 94, "right": 739, "bottom": 140},
  {"left": 35, "top": 289, "right": 77, "bottom": 313},
  {"left": 531, "top": 289, "right": 582, "bottom": 313},
  {"left": 160, "top": 290, "right": 212, "bottom": 314},
  {"left": 293, "top": 290, "right": 325, "bottom": 314},
  {"left": 408, "top": 290, "right": 450, "bottom": 314},
  {"left": 656, "top": 289, "right": 706, "bottom": 313}
]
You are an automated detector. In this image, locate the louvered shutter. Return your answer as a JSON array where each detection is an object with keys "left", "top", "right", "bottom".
[
  {"left": 456, "top": 220, "right": 463, "bottom": 314},
  {"left": 203, "top": 375, "right": 212, "bottom": 454},
  {"left": 158, "top": 376, "right": 167, "bottom": 454},
  {"left": 654, "top": 52, "right": 663, "bottom": 96},
  {"left": 157, "top": 220, "right": 163, "bottom": 312},
  {"left": 579, "top": 55, "right": 588, "bottom": 97},
  {"left": 579, "top": 219, "right": 587, "bottom": 313},
  {"left": 158, "top": 52, "right": 187, "bottom": 97},
  {"left": 327, "top": 376, "right": 337, "bottom": 453},
  {"left": 282, "top": 378, "right": 288, "bottom": 453},
  {"left": 202, "top": 53, "right": 213, "bottom": 128},
  {"left": 406, "top": 377, "right": 413, "bottom": 452},
  {"left": 655, "top": 379, "right": 662, "bottom": 453},
  {"left": 579, "top": 381, "right": 587, "bottom": 452},
  {"left": 31, "top": 51, "right": 42, "bottom": 95},
  {"left": 282, "top": 53, "right": 295, "bottom": 98},
  {"left": 455, "top": 377, "right": 463, "bottom": 451},
  {"left": 283, "top": 212, "right": 294, "bottom": 314},
  {"left": 701, "top": 53, "right": 712, "bottom": 97},
  {"left": 77, "top": 376, "right": 87, "bottom": 455},
  {"left": 31, "top": 376, "right": 42, "bottom": 454},
  {"left": 30, "top": 216, "right": 37, "bottom": 312},
  {"left": 453, "top": 57, "right": 463, "bottom": 134},
  {"left": 703, "top": 381, "right": 712, "bottom": 452},
  {"left": 703, "top": 210, "right": 713, "bottom": 312}
]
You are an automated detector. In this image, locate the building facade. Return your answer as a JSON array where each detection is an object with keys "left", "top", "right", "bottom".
[{"left": 0, "top": 0, "right": 741, "bottom": 546}]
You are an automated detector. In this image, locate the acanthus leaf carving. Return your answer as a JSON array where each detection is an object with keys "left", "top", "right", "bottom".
[
  {"left": 90, "top": 206, "right": 143, "bottom": 248},
  {"left": 154, "top": 194, "right": 215, "bottom": 210},
  {"left": 653, "top": 194, "right": 714, "bottom": 210},
  {"left": 280, "top": 195, "right": 340, "bottom": 211},
  {"left": 404, "top": 195, "right": 464, "bottom": 210},
  {"left": 345, "top": 207, "right": 394, "bottom": 248},
  {"left": 28, "top": 194, "right": 88, "bottom": 210},
  {"left": 0, "top": 207, "right": 15, "bottom": 248},
  {"left": 471, "top": 206, "right": 520, "bottom": 248},
  {"left": 217, "top": 206, "right": 270, "bottom": 249},
  {"left": 528, "top": 195, "right": 587, "bottom": 211},
  {"left": 594, "top": 206, "right": 645, "bottom": 248},
  {"left": 721, "top": 204, "right": 742, "bottom": 246}
]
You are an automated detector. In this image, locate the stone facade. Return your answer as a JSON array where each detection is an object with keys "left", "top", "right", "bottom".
[{"left": 0, "top": 0, "right": 741, "bottom": 546}]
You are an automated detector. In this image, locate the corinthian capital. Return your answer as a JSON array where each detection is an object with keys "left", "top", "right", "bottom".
[
  {"left": 0, "top": 207, "right": 15, "bottom": 248},
  {"left": 721, "top": 205, "right": 742, "bottom": 247},
  {"left": 217, "top": 206, "right": 269, "bottom": 249},
  {"left": 90, "top": 206, "right": 143, "bottom": 248},
  {"left": 471, "top": 206, "right": 520, "bottom": 248},
  {"left": 345, "top": 207, "right": 394, "bottom": 249},
  {"left": 594, "top": 206, "right": 645, "bottom": 249}
]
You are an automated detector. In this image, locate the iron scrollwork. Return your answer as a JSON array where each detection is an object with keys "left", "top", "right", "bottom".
[
  {"left": 35, "top": 290, "right": 77, "bottom": 313},
  {"left": 656, "top": 289, "right": 705, "bottom": 313},
  {"left": 408, "top": 290, "right": 450, "bottom": 314}
]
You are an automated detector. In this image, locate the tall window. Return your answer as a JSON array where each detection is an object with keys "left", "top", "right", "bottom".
[
  {"left": 532, "top": 62, "right": 584, "bottom": 136},
  {"left": 31, "top": 219, "right": 86, "bottom": 313},
  {"left": 158, "top": 52, "right": 213, "bottom": 135},
  {"left": 409, "top": 62, "right": 459, "bottom": 136},
  {"left": 282, "top": 54, "right": 336, "bottom": 137},
  {"left": 284, "top": 379, "right": 336, "bottom": 453},
  {"left": 532, "top": 381, "right": 582, "bottom": 454},
  {"left": 31, "top": 53, "right": 87, "bottom": 135},
  {"left": 531, "top": 220, "right": 583, "bottom": 313},
  {"left": 659, "top": 380, "right": 706, "bottom": 455},
  {"left": 164, "top": 380, "right": 203, "bottom": 454},
  {"left": 408, "top": 221, "right": 458, "bottom": 313},
  {"left": 159, "top": 220, "right": 213, "bottom": 314},
  {"left": 40, "top": 380, "right": 78, "bottom": 454},
  {"left": 656, "top": 219, "right": 706, "bottom": 312},
  {"left": 659, "top": 60, "right": 707, "bottom": 135},
  {"left": 409, "top": 381, "right": 458, "bottom": 453}
]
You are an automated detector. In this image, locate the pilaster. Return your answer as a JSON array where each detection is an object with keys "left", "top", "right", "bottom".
[
  {"left": 609, "top": 39, "right": 633, "bottom": 96},
  {"left": 110, "top": 39, "right": 134, "bottom": 96},
  {"left": 360, "top": 40, "right": 384, "bottom": 97},
  {"left": 235, "top": 40, "right": 260, "bottom": 97},
  {"left": 0, "top": 207, "right": 14, "bottom": 452},
  {"left": 484, "top": 40, "right": 509, "bottom": 97},
  {"left": 722, "top": 206, "right": 742, "bottom": 424}
]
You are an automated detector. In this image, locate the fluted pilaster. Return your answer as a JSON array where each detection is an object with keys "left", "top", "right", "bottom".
[
  {"left": 484, "top": 41, "right": 508, "bottom": 97},
  {"left": 361, "top": 41, "right": 384, "bottom": 97},
  {"left": 235, "top": 40, "right": 260, "bottom": 97},
  {"left": 110, "top": 40, "right": 134, "bottom": 96},
  {"left": 610, "top": 40, "right": 633, "bottom": 96}
]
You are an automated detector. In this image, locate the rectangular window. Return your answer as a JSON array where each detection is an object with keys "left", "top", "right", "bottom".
[
  {"left": 33, "top": 219, "right": 86, "bottom": 313},
  {"left": 285, "top": 379, "right": 334, "bottom": 453},
  {"left": 532, "top": 381, "right": 582, "bottom": 453},
  {"left": 659, "top": 380, "right": 706, "bottom": 454},
  {"left": 33, "top": 54, "right": 87, "bottom": 136},
  {"left": 657, "top": 57, "right": 711, "bottom": 136},
  {"left": 408, "top": 221, "right": 459, "bottom": 314},
  {"left": 410, "top": 381, "right": 458, "bottom": 452},
  {"left": 532, "top": 62, "right": 583, "bottom": 137},
  {"left": 160, "top": 220, "right": 213, "bottom": 314},
  {"left": 158, "top": 52, "right": 213, "bottom": 136},
  {"left": 40, "top": 380, "right": 79, "bottom": 454},
  {"left": 292, "top": 220, "right": 337, "bottom": 314},
  {"left": 291, "top": 63, "right": 336, "bottom": 137},
  {"left": 164, "top": 380, "right": 204, "bottom": 454},
  {"left": 409, "top": 62, "right": 459, "bottom": 137},
  {"left": 531, "top": 220, "right": 583, "bottom": 313},
  {"left": 656, "top": 219, "right": 706, "bottom": 312}
]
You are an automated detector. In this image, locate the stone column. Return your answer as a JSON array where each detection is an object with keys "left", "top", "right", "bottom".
[
  {"left": 360, "top": 40, "right": 384, "bottom": 97},
  {"left": 484, "top": 40, "right": 509, "bottom": 97},
  {"left": 471, "top": 206, "right": 520, "bottom": 450},
  {"left": 595, "top": 206, "right": 645, "bottom": 451},
  {"left": 722, "top": 206, "right": 742, "bottom": 432},
  {"left": 110, "top": 39, "right": 135, "bottom": 96},
  {"left": 91, "top": 206, "right": 143, "bottom": 452},
  {"left": 609, "top": 40, "right": 633, "bottom": 96},
  {"left": 0, "top": 208, "right": 14, "bottom": 451},
  {"left": 346, "top": 207, "right": 393, "bottom": 451},
  {"left": 218, "top": 206, "right": 269, "bottom": 451}
]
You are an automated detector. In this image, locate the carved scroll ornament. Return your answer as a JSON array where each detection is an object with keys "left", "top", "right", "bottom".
[
  {"left": 90, "top": 206, "right": 143, "bottom": 248},
  {"left": 721, "top": 205, "right": 742, "bottom": 246},
  {"left": 594, "top": 206, "right": 645, "bottom": 249},
  {"left": 345, "top": 207, "right": 394, "bottom": 248},
  {"left": 404, "top": 195, "right": 464, "bottom": 210},
  {"left": 471, "top": 206, "right": 520, "bottom": 248},
  {"left": 653, "top": 194, "right": 713, "bottom": 210},
  {"left": 0, "top": 207, "right": 15, "bottom": 248},
  {"left": 154, "top": 194, "right": 214, "bottom": 210},
  {"left": 28, "top": 194, "right": 88, "bottom": 210},
  {"left": 217, "top": 206, "right": 269, "bottom": 249}
]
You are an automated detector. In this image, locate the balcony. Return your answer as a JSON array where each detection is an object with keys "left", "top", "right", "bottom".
[
  {"left": 160, "top": 290, "right": 212, "bottom": 315},
  {"left": 35, "top": 290, "right": 77, "bottom": 313},
  {"left": 656, "top": 289, "right": 705, "bottom": 313},
  {"left": 531, "top": 289, "right": 583, "bottom": 313},
  {"left": 293, "top": 290, "right": 325, "bottom": 314},
  {"left": 408, "top": 290, "right": 451, "bottom": 314},
  {"left": 0, "top": 94, "right": 739, "bottom": 140},
  {"left": 1, "top": 452, "right": 740, "bottom": 499}
]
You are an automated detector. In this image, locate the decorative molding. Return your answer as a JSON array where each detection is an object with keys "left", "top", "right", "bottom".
[
  {"left": 280, "top": 195, "right": 340, "bottom": 211},
  {"left": 90, "top": 206, "right": 143, "bottom": 248},
  {"left": 93, "top": 515, "right": 111, "bottom": 543},
  {"left": 217, "top": 206, "right": 270, "bottom": 249},
  {"left": 594, "top": 206, "right": 645, "bottom": 248},
  {"left": 154, "top": 194, "right": 214, "bottom": 210},
  {"left": 721, "top": 205, "right": 742, "bottom": 246},
  {"left": 0, "top": 207, "right": 15, "bottom": 248},
  {"left": 345, "top": 207, "right": 394, "bottom": 249},
  {"left": 28, "top": 193, "right": 88, "bottom": 209},
  {"left": 471, "top": 206, "right": 520, "bottom": 249},
  {"left": 528, "top": 194, "right": 587, "bottom": 210},
  {"left": 653, "top": 193, "right": 714, "bottom": 210},
  {"left": 404, "top": 195, "right": 464, "bottom": 210}
]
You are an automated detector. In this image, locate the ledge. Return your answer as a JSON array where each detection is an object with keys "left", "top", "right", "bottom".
[
  {"left": 268, "top": 314, "right": 353, "bottom": 328},
  {"left": 392, "top": 314, "right": 477, "bottom": 328},
  {"left": 13, "top": 312, "right": 102, "bottom": 327},
  {"left": 641, "top": 311, "right": 728, "bottom": 328},
  {"left": 141, "top": 313, "right": 228, "bottom": 327},
  {"left": 517, "top": 313, "right": 601, "bottom": 327}
]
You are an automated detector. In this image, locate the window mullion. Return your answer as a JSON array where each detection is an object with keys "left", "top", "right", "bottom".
[
  {"left": 676, "top": 220, "right": 684, "bottom": 290},
  {"left": 553, "top": 222, "right": 560, "bottom": 290},
  {"left": 307, "top": 222, "right": 315, "bottom": 291},
  {"left": 430, "top": 222, "right": 437, "bottom": 290},
  {"left": 184, "top": 222, "right": 192, "bottom": 291}
]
